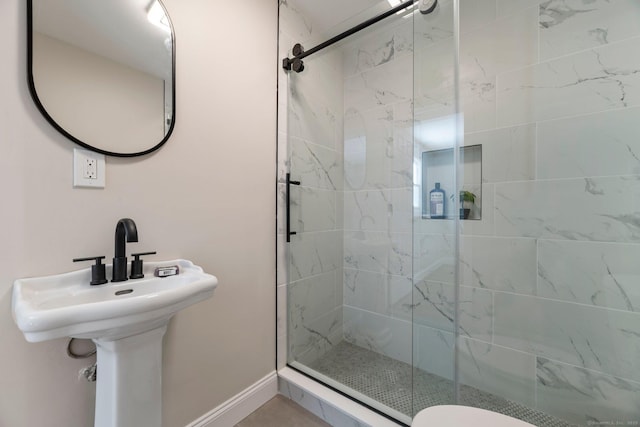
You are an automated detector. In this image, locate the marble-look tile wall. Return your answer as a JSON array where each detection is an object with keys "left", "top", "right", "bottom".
[
  {"left": 277, "top": 0, "right": 345, "bottom": 368},
  {"left": 340, "top": 15, "right": 416, "bottom": 365},
  {"left": 412, "top": 0, "right": 460, "bottom": 387},
  {"left": 415, "top": 0, "right": 640, "bottom": 424}
]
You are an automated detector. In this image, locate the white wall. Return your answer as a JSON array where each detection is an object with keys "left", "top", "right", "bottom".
[{"left": 0, "top": 1, "right": 277, "bottom": 426}]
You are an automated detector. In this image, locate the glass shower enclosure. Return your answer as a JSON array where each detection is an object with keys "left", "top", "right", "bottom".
[{"left": 278, "top": 0, "right": 640, "bottom": 425}]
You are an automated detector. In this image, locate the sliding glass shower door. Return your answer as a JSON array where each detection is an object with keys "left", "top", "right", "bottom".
[
  {"left": 281, "top": 2, "right": 457, "bottom": 423},
  {"left": 285, "top": 40, "right": 348, "bottom": 393},
  {"left": 410, "top": 0, "right": 459, "bottom": 417}
]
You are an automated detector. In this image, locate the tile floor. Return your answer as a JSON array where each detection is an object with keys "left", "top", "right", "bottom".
[
  {"left": 235, "top": 395, "right": 330, "bottom": 427},
  {"left": 309, "top": 342, "right": 576, "bottom": 427}
]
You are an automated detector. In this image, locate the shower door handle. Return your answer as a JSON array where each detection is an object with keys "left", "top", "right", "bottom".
[{"left": 286, "top": 173, "right": 300, "bottom": 242}]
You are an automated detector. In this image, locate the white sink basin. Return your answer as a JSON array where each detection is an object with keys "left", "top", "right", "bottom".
[
  {"left": 12, "top": 259, "right": 218, "bottom": 342},
  {"left": 12, "top": 258, "right": 217, "bottom": 427}
]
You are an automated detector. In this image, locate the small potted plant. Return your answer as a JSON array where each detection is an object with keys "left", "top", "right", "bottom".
[{"left": 459, "top": 190, "right": 476, "bottom": 219}]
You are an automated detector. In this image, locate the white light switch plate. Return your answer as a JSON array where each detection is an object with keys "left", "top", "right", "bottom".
[{"left": 73, "top": 149, "right": 105, "bottom": 188}]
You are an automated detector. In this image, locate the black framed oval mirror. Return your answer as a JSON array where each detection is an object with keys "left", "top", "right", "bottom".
[{"left": 27, "top": 0, "right": 176, "bottom": 157}]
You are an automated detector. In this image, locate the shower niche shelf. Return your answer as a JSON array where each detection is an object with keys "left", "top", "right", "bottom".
[{"left": 421, "top": 145, "right": 482, "bottom": 220}]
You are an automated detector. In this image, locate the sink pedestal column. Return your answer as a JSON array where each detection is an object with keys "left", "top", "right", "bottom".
[{"left": 92, "top": 324, "right": 168, "bottom": 427}]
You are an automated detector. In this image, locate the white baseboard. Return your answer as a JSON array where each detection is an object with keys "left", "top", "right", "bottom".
[{"left": 185, "top": 371, "right": 278, "bottom": 427}]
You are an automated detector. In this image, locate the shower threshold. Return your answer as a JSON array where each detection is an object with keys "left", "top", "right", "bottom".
[{"left": 296, "top": 341, "right": 576, "bottom": 427}]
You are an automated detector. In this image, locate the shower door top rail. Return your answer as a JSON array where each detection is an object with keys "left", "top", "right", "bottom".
[{"left": 282, "top": 0, "right": 433, "bottom": 73}]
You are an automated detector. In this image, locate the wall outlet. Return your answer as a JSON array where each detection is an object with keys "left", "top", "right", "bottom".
[
  {"left": 84, "top": 158, "right": 97, "bottom": 179},
  {"left": 74, "top": 149, "right": 105, "bottom": 188}
]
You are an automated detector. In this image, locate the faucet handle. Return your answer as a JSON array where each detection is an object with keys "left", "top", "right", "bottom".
[
  {"left": 130, "top": 251, "right": 157, "bottom": 280},
  {"left": 73, "top": 256, "right": 108, "bottom": 286}
]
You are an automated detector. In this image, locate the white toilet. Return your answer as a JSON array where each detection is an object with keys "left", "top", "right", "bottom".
[{"left": 413, "top": 405, "right": 536, "bottom": 426}]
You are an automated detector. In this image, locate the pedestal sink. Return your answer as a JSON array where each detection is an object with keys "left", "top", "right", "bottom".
[{"left": 12, "top": 259, "right": 218, "bottom": 427}]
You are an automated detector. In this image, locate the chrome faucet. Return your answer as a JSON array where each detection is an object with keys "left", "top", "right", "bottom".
[{"left": 112, "top": 218, "right": 138, "bottom": 282}]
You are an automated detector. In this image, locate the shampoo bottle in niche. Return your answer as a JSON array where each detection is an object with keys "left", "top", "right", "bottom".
[{"left": 430, "top": 182, "right": 445, "bottom": 219}]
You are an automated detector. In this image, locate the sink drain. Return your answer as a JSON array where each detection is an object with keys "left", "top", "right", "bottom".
[{"left": 115, "top": 289, "right": 133, "bottom": 296}]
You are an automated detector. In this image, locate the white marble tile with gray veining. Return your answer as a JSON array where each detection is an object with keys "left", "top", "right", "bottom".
[
  {"left": 278, "top": 33, "right": 293, "bottom": 114},
  {"left": 335, "top": 190, "right": 344, "bottom": 231},
  {"left": 290, "top": 186, "right": 336, "bottom": 233},
  {"left": 412, "top": 280, "right": 455, "bottom": 332},
  {"left": 458, "top": 286, "right": 493, "bottom": 341},
  {"left": 538, "top": 239, "right": 640, "bottom": 312},
  {"left": 497, "top": 36, "right": 640, "bottom": 127},
  {"left": 494, "top": 293, "right": 640, "bottom": 382},
  {"left": 343, "top": 306, "right": 412, "bottom": 365},
  {"left": 413, "top": 281, "right": 493, "bottom": 340},
  {"left": 496, "top": 0, "right": 541, "bottom": 18},
  {"left": 277, "top": 183, "right": 286, "bottom": 236},
  {"left": 342, "top": 18, "right": 411, "bottom": 77},
  {"left": 277, "top": 131, "right": 289, "bottom": 184},
  {"left": 459, "top": 74, "right": 497, "bottom": 133},
  {"left": 277, "top": 234, "right": 287, "bottom": 286},
  {"left": 495, "top": 176, "right": 640, "bottom": 242},
  {"left": 290, "top": 271, "right": 340, "bottom": 323},
  {"left": 459, "top": 338, "right": 537, "bottom": 408},
  {"left": 460, "top": 236, "right": 537, "bottom": 295},
  {"left": 392, "top": 99, "right": 413, "bottom": 127},
  {"left": 344, "top": 231, "right": 412, "bottom": 277},
  {"left": 537, "top": 358, "right": 640, "bottom": 425},
  {"left": 287, "top": 91, "right": 338, "bottom": 151},
  {"left": 413, "top": 0, "right": 454, "bottom": 48},
  {"left": 540, "top": 0, "right": 640, "bottom": 61},
  {"left": 277, "top": 288, "right": 287, "bottom": 370},
  {"left": 460, "top": 5, "right": 538, "bottom": 77},
  {"left": 465, "top": 125, "right": 536, "bottom": 183},
  {"left": 279, "top": 380, "right": 370, "bottom": 427},
  {"left": 290, "top": 306, "right": 343, "bottom": 365},
  {"left": 459, "top": 0, "right": 496, "bottom": 35},
  {"left": 290, "top": 137, "right": 341, "bottom": 191},
  {"left": 390, "top": 100, "right": 414, "bottom": 187},
  {"left": 537, "top": 106, "right": 640, "bottom": 179},
  {"left": 344, "top": 268, "right": 412, "bottom": 320},
  {"left": 415, "top": 325, "right": 455, "bottom": 380},
  {"left": 414, "top": 37, "right": 456, "bottom": 123},
  {"left": 290, "top": 230, "right": 342, "bottom": 281},
  {"left": 414, "top": 233, "right": 455, "bottom": 283},
  {"left": 345, "top": 54, "right": 413, "bottom": 113},
  {"left": 393, "top": 19, "right": 413, "bottom": 58},
  {"left": 390, "top": 117, "right": 414, "bottom": 189},
  {"left": 277, "top": 331, "right": 287, "bottom": 370},
  {"left": 343, "top": 188, "right": 412, "bottom": 233},
  {"left": 416, "top": 31, "right": 500, "bottom": 133},
  {"left": 288, "top": 55, "right": 343, "bottom": 148},
  {"left": 344, "top": 105, "right": 412, "bottom": 191},
  {"left": 344, "top": 107, "right": 370, "bottom": 191},
  {"left": 342, "top": 27, "right": 394, "bottom": 79},
  {"left": 316, "top": 400, "right": 371, "bottom": 427},
  {"left": 279, "top": 0, "right": 314, "bottom": 42},
  {"left": 414, "top": 214, "right": 457, "bottom": 235}
]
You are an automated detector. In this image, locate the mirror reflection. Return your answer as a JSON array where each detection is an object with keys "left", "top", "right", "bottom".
[{"left": 29, "top": 0, "right": 175, "bottom": 156}]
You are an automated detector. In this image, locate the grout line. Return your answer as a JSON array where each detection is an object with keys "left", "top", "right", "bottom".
[{"left": 489, "top": 288, "right": 640, "bottom": 314}]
